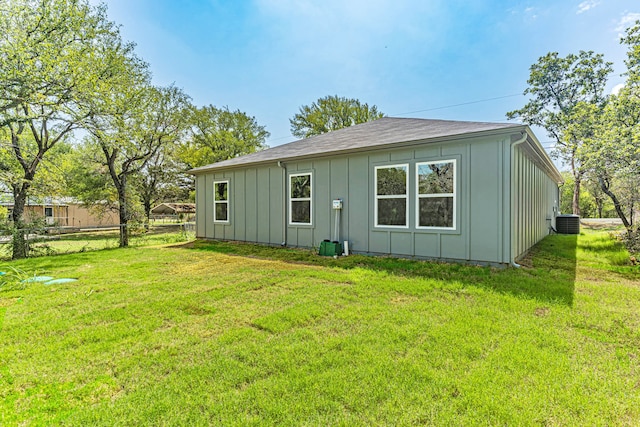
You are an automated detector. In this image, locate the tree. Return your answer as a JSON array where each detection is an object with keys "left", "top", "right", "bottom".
[
  {"left": 560, "top": 171, "right": 598, "bottom": 217},
  {"left": 63, "top": 143, "right": 119, "bottom": 218},
  {"left": 290, "top": 95, "right": 384, "bottom": 139},
  {"left": 582, "top": 174, "right": 612, "bottom": 219},
  {"left": 624, "top": 20, "right": 640, "bottom": 84},
  {"left": 0, "top": 131, "right": 73, "bottom": 201},
  {"left": 177, "top": 105, "right": 269, "bottom": 169},
  {"left": 0, "top": 0, "right": 137, "bottom": 258},
  {"left": 134, "top": 145, "right": 192, "bottom": 225},
  {"left": 507, "top": 51, "right": 613, "bottom": 216},
  {"left": 85, "top": 84, "right": 191, "bottom": 247},
  {"left": 575, "top": 94, "right": 639, "bottom": 230},
  {"left": 570, "top": 21, "right": 640, "bottom": 231},
  {"left": 609, "top": 21, "right": 640, "bottom": 228}
]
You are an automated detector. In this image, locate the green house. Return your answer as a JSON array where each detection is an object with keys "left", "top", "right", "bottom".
[{"left": 189, "top": 117, "right": 563, "bottom": 266}]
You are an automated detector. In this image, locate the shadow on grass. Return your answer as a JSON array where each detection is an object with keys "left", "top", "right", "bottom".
[{"left": 179, "top": 234, "right": 578, "bottom": 306}]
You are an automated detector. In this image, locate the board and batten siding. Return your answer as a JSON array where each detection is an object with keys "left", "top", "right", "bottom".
[
  {"left": 511, "top": 143, "right": 559, "bottom": 261},
  {"left": 195, "top": 132, "right": 556, "bottom": 265},
  {"left": 196, "top": 166, "right": 285, "bottom": 245}
]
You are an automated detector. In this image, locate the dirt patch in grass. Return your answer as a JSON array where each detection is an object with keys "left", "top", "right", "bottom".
[
  {"left": 534, "top": 307, "right": 550, "bottom": 317},
  {"left": 166, "top": 240, "right": 197, "bottom": 249}
]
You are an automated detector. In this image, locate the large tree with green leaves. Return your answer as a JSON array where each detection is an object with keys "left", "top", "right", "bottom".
[
  {"left": 568, "top": 21, "right": 640, "bottom": 231},
  {"left": 63, "top": 143, "right": 119, "bottom": 218},
  {"left": 177, "top": 105, "right": 269, "bottom": 169},
  {"left": 84, "top": 84, "right": 191, "bottom": 247},
  {"left": 0, "top": 0, "right": 138, "bottom": 258},
  {"left": 607, "top": 21, "right": 640, "bottom": 229},
  {"left": 571, "top": 95, "right": 639, "bottom": 229},
  {"left": 624, "top": 20, "right": 640, "bottom": 84},
  {"left": 290, "top": 95, "right": 385, "bottom": 139},
  {"left": 507, "top": 51, "right": 613, "bottom": 216},
  {"left": 0, "top": 131, "right": 74, "bottom": 201},
  {"left": 134, "top": 145, "right": 193, "bottom": 225}
]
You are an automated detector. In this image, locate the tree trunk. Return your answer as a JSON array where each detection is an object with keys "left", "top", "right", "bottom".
[
  {"left": 599, "top": 176, "right": 631, "bottom": 232},
  {"left": 572, "top": 170, "right": 582, "bottom": 216},
  {"left": 596, "top": 197, "right": 603, "bottom": 219},
  {"left": 117, "top": 184, "right": 129, "bottom": 248},
  {"left": 11, "top": 183, "right": 31, "bottom": 259},
  {"left": 143, "top": 198, "right": 152, "bottom": 231}
]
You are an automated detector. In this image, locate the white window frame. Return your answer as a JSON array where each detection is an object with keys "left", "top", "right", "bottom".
[
  {"left": 213, "top": 179, "right": 230, "bottom": 223},
  {"left": 374, "top": 164, "right": 409, "bottom": 228},
  {"left": 415, "top": 159, "right": 456, "bottom": 230},
  {"left": 289, "top": 172, "right": 313, "bottom": 226}
]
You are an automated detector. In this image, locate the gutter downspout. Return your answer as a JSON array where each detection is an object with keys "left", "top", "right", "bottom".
[
  {"left": 278, "top": 161, "right": 287, "bottom": 246},
  {"left": 557, "top": 181, "right": 564, "bottom": 213},
  {"left": 510, "top": 132, "right": 528, "bottom": 268}
]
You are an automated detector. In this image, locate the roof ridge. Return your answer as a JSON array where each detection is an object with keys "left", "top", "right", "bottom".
[{"left": 189, "top": 117, "right": 523, "bottom": 174}]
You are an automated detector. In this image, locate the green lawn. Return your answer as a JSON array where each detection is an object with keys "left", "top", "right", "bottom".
[{"left": 1, "top": 230, "right": 639, "bottom": 425}]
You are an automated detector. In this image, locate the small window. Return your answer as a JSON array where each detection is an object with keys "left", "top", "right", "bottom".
[
  {"left": 416, "top": 160, "right": 456, "bottom": 229},
  {"left": 289, "top": 173, "right": 312, "bottom": 225},
  {"left": 213, "top": 180, "right": 229, "bottom": 223},
  {"left": 375, "top": 164, "right": 408, "bottom": 227}
]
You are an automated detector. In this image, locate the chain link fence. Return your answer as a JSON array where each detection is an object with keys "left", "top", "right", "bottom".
[{"left": 0, "top": 222, "right": 195, "bottom": 259}]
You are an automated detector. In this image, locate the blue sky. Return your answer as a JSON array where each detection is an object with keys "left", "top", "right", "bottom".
[{"left": 101, "top": 0, "right": 639, "bottom": 150}]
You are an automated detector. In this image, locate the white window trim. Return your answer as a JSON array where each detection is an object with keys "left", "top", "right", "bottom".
[
  {"left": 374, "top": 164, "right": 409, "bottom": 229},
  {"left": 213, "top": 179, "right": 230, "bottom": 223},
  {"left": 289, "top": 172, "right": 313, "bottom": 226},
  {"left": 415, "top": 159, "right": 456, "bottom": 230}
]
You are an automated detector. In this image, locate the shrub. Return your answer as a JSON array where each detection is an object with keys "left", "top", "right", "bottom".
[
  {"left": 620, "top": 228, "right": 640, "bottom": 263},
  {"left": 0, "top": 267, "right": 32, "bottom": 291}
]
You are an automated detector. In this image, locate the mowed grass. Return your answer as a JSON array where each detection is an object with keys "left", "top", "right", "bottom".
[{"left": 1, "top": 230, "right": 639, "bottom": 425}]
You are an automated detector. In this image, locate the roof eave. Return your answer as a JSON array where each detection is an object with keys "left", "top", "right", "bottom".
[
  {"left": 188, "top": 125, "right": 523, "bottom": 175},
  {"left": 522, "top": 127, "right": 564, "bottom": 184}
]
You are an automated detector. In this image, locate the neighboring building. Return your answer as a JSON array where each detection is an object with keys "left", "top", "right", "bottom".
[
  {"left": 189, "top": 118, "right": 563, "bottom": 266},
  {"left": 1, "top": 197, "right": 118, "bottom": 228},
  {"left": 151, "top": 203, "right": 196, "bottom": 221}
]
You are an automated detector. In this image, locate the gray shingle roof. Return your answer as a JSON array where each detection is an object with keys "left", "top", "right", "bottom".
[{"left": 189, "top": 117, "right": 523, "bottom": 174}]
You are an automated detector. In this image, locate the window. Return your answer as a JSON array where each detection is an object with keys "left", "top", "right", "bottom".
[
  {"left": 375, "top": 164, "right": 408, "bottom": 227},
  {"left": 213, "top": 180, "right": 229, "bottom": 222},
  {"left": 416, "top": 160, "right": 455, "bottom": 229},
  {"left": 289, "top": 173, "right": 312, "bottom": 225}
]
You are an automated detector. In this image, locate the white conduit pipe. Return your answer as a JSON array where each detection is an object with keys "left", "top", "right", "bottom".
[
  {"left": 510, "top": 132, "right": 528, "bottom": 268},
  {"left": 277, "top": 161, "right": 287, "bottom": 246}
]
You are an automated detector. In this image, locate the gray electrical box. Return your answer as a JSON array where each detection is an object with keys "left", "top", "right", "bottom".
[{"left": 332, "top": 199, "right": 343, "bottom": 210}]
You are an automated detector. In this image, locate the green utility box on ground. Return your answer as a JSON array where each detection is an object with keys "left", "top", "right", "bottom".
[{"left": 319, "top": 240, "right": 342, "bottom": 257}]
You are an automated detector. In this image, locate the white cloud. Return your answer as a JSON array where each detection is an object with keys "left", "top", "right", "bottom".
[
  {"left": 611, "top": 83, "right": 625, "bottom": 95},
  {"left": 507, "top": 6, "right": 539, "bottom": 20},
  {"left": 523, "top": 7, "right": 538, "bottom": 20},
  {"left": 577, "top": 1, "right": 599, "bottom": 14},
  {"left": 616, "top": 12, "right": 640, "bottom": 35}
]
